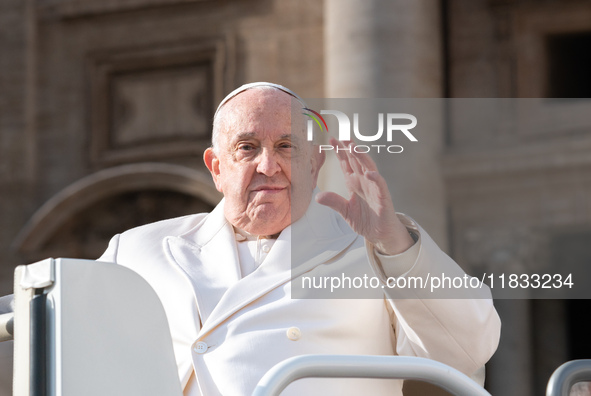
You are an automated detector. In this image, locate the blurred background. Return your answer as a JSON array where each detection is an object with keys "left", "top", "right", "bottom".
[{"left": 1, "top": 0, "right": 591, "bottom": 395}]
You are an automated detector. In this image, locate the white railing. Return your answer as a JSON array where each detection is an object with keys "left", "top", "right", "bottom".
[
  {"left": 252, "top": 354, "right": 491, "bottom": 396},
  {"left": 0, "top": 313, "right": 13, "bottom": 342},
  {"left": 546, "top": 360, "right": 591, "bottom": 396}
]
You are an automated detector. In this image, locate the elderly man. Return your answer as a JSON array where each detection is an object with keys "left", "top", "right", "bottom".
[{"left": 98, "top": 82, "right": 500, "bottom": 396}]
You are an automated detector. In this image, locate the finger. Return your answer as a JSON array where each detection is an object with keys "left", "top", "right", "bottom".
[
  {"left": 315, "top": 191, "right": 349, "bottom": 218},
  {"left": 340, "top": 159, "right": 354, "bottom": 176},
  {"left": 348, "top": 142, "right": 378, "bottom": 172},
  {"left": 331, "top": 138, "right": 354, "bottom": 174},
  {"left": 348, "top": 152, "right": 367, "bottom": 176},
  {"left": 365, "top": 171, "right": 392, "bottom": 200},
  {"left": 337, "top": 140, "right": 365, "bottom": 175},
  {"left": 330, "top": 137, "right": 346, "bottom": 156},
  {"left": 365, "top": 170, "right": 384, "bottom": 183}
]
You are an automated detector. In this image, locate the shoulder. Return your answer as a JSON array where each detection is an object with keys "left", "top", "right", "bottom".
[
  {"left": 98, "top": 212, "right": 211, "bottom": 264},
  {"left": 118, "top": 212, "right": 209, "bottom": 242}
]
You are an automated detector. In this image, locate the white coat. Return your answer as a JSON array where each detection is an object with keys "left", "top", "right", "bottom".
[{"left": 98, "top": 194, "right": 500, "bottom": 396}]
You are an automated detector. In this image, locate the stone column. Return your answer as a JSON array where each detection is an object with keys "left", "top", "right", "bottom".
[
  {"left": 323, "top": 2, "right": 449, "bottom": 395},
  {"left": 323, "top": 0, "right": 448, "bottom": 248},
  {"left": 486, "top": 299, "right": 534, "bottom": 396}
]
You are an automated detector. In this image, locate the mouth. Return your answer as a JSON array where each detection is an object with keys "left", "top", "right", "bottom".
[{"left": 252, "top": 186, "right": 287, "bottom": 194}]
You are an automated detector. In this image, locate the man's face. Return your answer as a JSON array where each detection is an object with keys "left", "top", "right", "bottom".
[{"left": 204, "top": 88, "right": 324, "bottom": 236}]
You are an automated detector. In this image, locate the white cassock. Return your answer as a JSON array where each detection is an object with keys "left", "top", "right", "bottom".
[{"left": 98, "top": 190, "right": 500, "bottom": 396}]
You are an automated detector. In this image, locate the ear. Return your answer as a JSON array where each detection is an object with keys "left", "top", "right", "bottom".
[{"left": 204, "top": 148, "right": 223, "bottom": 193}]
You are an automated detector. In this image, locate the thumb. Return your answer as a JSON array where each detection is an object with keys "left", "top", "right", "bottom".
[{"left": 315, "top": 191, "right": 349, "bottom": 218}]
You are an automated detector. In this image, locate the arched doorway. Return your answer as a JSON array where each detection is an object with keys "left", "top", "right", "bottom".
[{"left": 14, "top": 163, "right": 222, "bottom": 262}]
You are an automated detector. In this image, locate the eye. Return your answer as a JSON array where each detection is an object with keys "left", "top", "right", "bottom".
[
  {"left": 278, "top": 142, "right": 293, "bottom": 149},
  {"left": 238, "top": 143, "right": 256, "bottom": 151}
]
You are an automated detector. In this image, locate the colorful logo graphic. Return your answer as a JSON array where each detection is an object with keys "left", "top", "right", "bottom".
[{"left": 303, "top": 108, "right": 329, "bottom": 141}]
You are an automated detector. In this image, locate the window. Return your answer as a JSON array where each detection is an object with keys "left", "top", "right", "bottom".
[{"left": 546, "top": 32, "right": 591, "bottom": 98}]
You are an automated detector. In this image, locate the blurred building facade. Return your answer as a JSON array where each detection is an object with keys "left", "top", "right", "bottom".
[{"left": 1, "top": 0, "right": 591, "bottom": 395}]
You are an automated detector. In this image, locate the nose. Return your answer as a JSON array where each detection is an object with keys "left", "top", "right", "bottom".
[{"left": 256, "top": 148, "right": 281, "bottom": 176}]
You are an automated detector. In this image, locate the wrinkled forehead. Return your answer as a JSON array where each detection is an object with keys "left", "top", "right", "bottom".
[{"left": 218, "top": 89, "right": 307, "bottom": 138}]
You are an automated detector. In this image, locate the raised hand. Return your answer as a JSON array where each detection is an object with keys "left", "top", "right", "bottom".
[{"left": 315, "top": 138, "right": 414, "bottom": 256}]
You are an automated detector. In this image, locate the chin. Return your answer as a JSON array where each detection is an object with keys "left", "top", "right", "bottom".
[
  {"left": 249, "top": 215, "right": 290, "bottom": 236},
  {"left": 256, "top": 218, "right": 289, "bottom": 234}
]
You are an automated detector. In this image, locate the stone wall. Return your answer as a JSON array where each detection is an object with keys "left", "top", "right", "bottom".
[
  {"left": 0, "top": 0, "right": 31, "bottom": 294},
  {"left": 0, "top": 1, "right": 324, "bottom": 394},
  {"left": 446, "top": 1, "right": 591, "bottom": 395},
  {"left": 0, "top": 0, "right": 325, "bottom": 296}
]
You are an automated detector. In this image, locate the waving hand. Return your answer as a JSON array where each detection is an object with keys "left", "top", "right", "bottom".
[{"left": 315, "top": 138, "right": 414, "bottom": 255}]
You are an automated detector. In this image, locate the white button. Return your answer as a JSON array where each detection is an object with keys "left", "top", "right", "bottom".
[
  {"left": 286, "top": 327, "right": 301, "bottom": 341},
  {"left": 193, "top": 341, "right": 208, "bottom": 354},
  {"left": 262, "top": 244, "right": 270, "bottom": 253}
]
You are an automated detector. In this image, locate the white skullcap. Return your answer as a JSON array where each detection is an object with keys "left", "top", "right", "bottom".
[{"left": 214, "top": 82, "right": 307, "bottom": 117}]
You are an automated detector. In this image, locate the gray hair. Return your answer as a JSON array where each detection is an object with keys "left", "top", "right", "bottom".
[{"left": 211, "top": 82, "right": 307, "bottom": 153}]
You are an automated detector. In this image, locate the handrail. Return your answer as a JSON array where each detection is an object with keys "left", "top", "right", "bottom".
[
  {"left": 0, "top": 313, "right": 14, "bottom": 342},
  {"left": 546, "top": 360, "right": 591, "bottom": 396},
  {"left": 251, "top": 355, "right": 491, "bottom": 396}
]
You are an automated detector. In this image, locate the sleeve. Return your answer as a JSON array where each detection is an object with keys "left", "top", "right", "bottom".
[{"left": 365, "top": 214, "right": 501, "bottom": 379}]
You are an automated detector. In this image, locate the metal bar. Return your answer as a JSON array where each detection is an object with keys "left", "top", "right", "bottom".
[
  {"left": 30, "top": 293, "right": 47, "bottom": 396},
  {"left": 252, "top": 355, "right": 491, "bottom": 396},
  {"left": 0, "top": 313, "right": 14, "bottom": 342},
  {"left": 13, "top": 265, "right": 36, "bottom": 396},
  {"left": 546, "top": 360, "right": 591, "bottom": 396}
]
